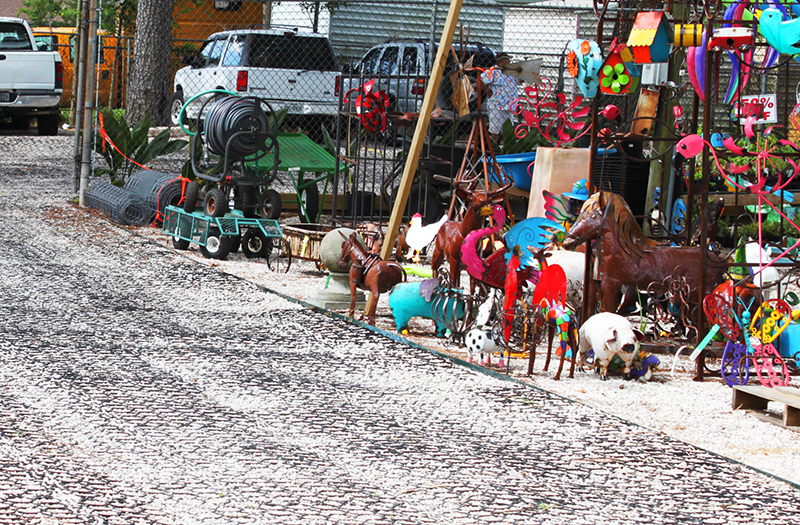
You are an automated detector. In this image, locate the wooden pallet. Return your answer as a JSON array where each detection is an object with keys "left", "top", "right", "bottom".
[{"left": 732, "top": 385, "right": 800, "bottom": 430}]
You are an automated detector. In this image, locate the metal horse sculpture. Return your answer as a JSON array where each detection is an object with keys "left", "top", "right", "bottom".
[
  {"left": 563, "top": 191, "right": 726, "bottom": 315},
  {"left": 339, "top": 231, "right": 406, "bottom": 326}
]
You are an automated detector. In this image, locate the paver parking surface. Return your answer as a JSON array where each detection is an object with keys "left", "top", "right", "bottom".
[{"left": 1, "top": 135, "right": 800, "bottom": 524}]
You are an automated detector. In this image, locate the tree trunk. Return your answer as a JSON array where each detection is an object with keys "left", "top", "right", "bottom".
[{"left": 126, "top": 0, "right": 173, "bottom": 125}]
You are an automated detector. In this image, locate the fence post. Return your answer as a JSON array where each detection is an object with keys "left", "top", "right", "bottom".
[{"left": 78, "top": 0, "right": 99, "bottom": 206}]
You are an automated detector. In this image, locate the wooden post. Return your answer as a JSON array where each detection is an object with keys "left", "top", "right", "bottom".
[{"left": 364, "top": 0, "right": 464, "bottom": 317}]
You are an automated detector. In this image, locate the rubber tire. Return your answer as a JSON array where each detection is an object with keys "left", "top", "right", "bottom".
[
  {"left": 259, "top": 188, "right": 282, "bottom": 220},
  {"left": 298, "top": 180, "right": 319, "bottom": 223},
  {"left": 204, "top": 187, "right": 229, "bottom": 217},
  {"left": 169, "top": 90, "right": 184, "bottom": 127},
  {"left": 199, "top": 227, "right": 234, "bottom": 260},
  {"left": 172, "top": 236, "right": 190, "bottom": 250},
  {"left": 241, "top": 229, "right": 271, "bottom": 259},
  {"left": 234, "top": 185, "right": 258, "bottom": 218},
  {"left": 183, "top": 181, "right": 200, "bottom": 212},
  {"left": 11, "top": 116, "right": 30, "bottom": 131},
  {"left": 37, "top": 114, "right": 59, "bottom": 136}
]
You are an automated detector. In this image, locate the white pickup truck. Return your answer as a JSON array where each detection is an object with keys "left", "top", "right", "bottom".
[
  {"left": 170, "top": 27, "right": 340, "bottom": 139},
  {"left": 0, "top": 17, "right": 63, "bottom": 135}
]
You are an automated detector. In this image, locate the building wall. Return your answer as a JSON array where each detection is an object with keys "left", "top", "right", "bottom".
[{"left": 0, "top": 0, "right": 27, "bottom": 20}]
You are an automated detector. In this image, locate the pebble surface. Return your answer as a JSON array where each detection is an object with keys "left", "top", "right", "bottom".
[{"left": 1, "top": 133, "right": 800, "bottom": 524}]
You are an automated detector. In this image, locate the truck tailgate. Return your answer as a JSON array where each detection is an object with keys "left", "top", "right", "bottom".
[
  {"left": 0, "top": 52, "right": 55, "bottom": 90},
  {"left": 248, "top": 69, "right": 337, "bottom": 111}
]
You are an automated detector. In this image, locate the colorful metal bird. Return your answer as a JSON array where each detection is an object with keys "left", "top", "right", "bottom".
[
  {"left": 405, "top": 212, "right": 447, "bottom": 262},
  {"left": 758, "top": 7, "right": 800, "bottom": 55}
]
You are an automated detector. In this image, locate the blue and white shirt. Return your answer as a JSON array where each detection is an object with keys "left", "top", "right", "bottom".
[{"left": 480, "top": 67, "right": 520, "bottom": 111}]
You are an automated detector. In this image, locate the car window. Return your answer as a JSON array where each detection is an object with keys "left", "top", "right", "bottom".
[
  {"left": 401, "top": 47, "right": 418, "bottom": 74},
  {"left": 359, "top": 48, "right": 381, "bottom": 75},
  {"left": 197, "top": 37, "right": 224, "bottom": 68},
  {"left": 0, "top": 22, "right": 33, "bottom": 50},
  {"left": 378, "top": 46, "right": 398, "bottom": 76},
  {"left": 222, "top": 35, "right": 245, "bottom": 66},
  {"left": 34, "top": 34, "right": 56, "bottom": 51},
  {"left": 245, "top": 34, "right": 337, "bottom": 70}
]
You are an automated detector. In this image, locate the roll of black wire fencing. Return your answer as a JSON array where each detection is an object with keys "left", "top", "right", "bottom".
[
  {"left": 84, "top": 178, "right": 151, "bottom": 226},
  {"left": 125, "top": 169, "right": 189, "bottom": 223}
]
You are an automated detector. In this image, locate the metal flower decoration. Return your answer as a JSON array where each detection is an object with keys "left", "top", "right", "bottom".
[
  {"left": 512, "top": 77, "right": 592, "bottom": 147},
  {"left": 343, "top": 79, "right": 390, "bottom": 134},
  {"left": 601, "top": 63, "right": 630, "bottom": 94}
]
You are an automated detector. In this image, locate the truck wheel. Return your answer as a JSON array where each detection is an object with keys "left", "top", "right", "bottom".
[
  {"left": 241, "top": 229, "right": 271, "bottom": 259},
  {"left": 259, "top": 189, "right": 282, "bottom": 220},
  {"left": 204, "top": 187, "right": 229, "bottom": 217},
  {"left": 169, "top": 91, "right": 184, "bottom": 127},
  {"left": 199, "top": 227, "right": 233, "bottom": 260},
  {"left": 37, "top": 114, "right": 59, "bottom": 136},
  {"left": 11, "top": 116, "right": 30, "bottom": 131}
]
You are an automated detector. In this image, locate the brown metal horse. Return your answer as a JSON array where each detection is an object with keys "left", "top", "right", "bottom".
[
  {"left": 563, "top": 192, "right": 726, "bottom": 314},
  {"left": 339, "top": 231, "right": 406, "bottom": 325}
]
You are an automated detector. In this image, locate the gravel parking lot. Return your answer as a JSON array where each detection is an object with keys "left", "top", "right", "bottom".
[{"left": 1, "top": 131, "right": 800, "bottom": 525}]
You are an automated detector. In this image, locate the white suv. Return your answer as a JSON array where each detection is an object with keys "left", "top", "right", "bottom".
[{"left": 171, "top": 27, "right": 341, "bottom": 131}]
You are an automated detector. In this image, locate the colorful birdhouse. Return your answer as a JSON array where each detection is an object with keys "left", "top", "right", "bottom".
[
  {"left": 565, "top": 39, "right": 603, "bottom": 98},
  {"left": 626, "top": 11, "right": 673, "bottom": 63},
  {"left": 599, "top": 39, "right": 640, "bottom": 95}
]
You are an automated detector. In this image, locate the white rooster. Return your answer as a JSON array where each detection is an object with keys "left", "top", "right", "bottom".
[{"left": 405, "top": 213, "right": 448, "bottom": 263}]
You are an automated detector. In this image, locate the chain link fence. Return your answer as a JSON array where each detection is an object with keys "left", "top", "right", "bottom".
[{"left": 51, "top": 0, "right": 599, "bottom": 227}]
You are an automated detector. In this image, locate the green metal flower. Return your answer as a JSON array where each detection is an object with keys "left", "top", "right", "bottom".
[{"left": 601, "top": 62, "right": 630, "bottom": 94}]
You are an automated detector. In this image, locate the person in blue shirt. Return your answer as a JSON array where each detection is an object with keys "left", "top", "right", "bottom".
[{"left": 480, "top": 52, "right": 520, "bottom": 143}]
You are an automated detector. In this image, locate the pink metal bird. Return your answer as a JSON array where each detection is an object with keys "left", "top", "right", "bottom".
[{"left": 461, "top": 204, "right": 506, "bottom": 279}]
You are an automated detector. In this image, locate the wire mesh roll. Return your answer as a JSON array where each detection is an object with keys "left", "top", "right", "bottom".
[
  {"left": 85, "top": 178, "right": 151, "bottom": 226},
  {"left": 204, "top": 96, "right": 272, "bottom": 158},
  {"left": 124, "top": 169, "right": 187, "bottom": 219}
]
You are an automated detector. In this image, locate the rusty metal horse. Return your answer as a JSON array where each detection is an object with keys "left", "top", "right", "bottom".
[
  {"left": 339, "top": 231, "right": 406, "bottom": 325},
  {"left": 563, "top": 191, "right": 727, "bottom": 315}
]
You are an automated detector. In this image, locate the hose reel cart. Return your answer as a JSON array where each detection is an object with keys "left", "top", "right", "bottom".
[{"left": 162, "top": 90, "right": 289, "bottom": 269}]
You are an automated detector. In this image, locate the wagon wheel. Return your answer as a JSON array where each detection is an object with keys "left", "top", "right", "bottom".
[
  {"left": 267, "top": 237, "right": 292, "bottom": 273},
  {"left": 720, "top": 341, "right": 750, "bottom": 387},
  {"left": 753, "top": 344, "right": 790, "bottom": 387}
]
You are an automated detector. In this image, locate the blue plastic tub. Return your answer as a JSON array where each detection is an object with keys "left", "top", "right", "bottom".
[{"left": 487, "top": 151, "right": 536, "bottom": 192}]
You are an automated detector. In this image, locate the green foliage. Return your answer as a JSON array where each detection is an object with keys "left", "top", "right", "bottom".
[
  {"left": 18, "top": 0, "right": 73, "bottom": 26},
  {"left": 93, "top": 110, "right": 188, "bottom": 185},
  {"left": 20, "top": 0, "right": 135, "bottom": 33},
  {"left": 498, "top": 118, "right": 548, "bottom": 155},
  {"left": 704, "top": 131, "right": 797, "bottom": 181}
]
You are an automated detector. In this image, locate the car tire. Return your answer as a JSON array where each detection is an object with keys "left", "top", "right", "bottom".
[
  {"left": 169, "top": 90, "right": 184, "bottom": 127},
  {"left": 37, "top": 114, "right": 59, "bottom": 136},
  {"left": 204, "top": 187, "right": 229, "bottom": 217},
  {"left": 11, "top": 116, "right": 30, "bottom": 131}
]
